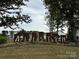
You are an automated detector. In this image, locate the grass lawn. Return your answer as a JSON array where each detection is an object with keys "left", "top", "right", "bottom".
[{"left": 0, "top": 39, "right": 79, "bottom": 59}]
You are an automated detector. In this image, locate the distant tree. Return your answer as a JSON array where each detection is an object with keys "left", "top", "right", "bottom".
[
  {"left": 2, "top": 31, "right": 8, "bottom": 36},
  {"left": 0, "top": 0, "right": 32, "bottom": 29},
  {"left": 43, "top": 0, "right": 79, "bottom": 42}
]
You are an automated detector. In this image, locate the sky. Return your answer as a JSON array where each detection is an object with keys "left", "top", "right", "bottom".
[
  {"left": 0, "top": 0, "right": 49, "bottom": 33},
  {"left": 0, "top": 0, "right": 68, "bottom": 35}
]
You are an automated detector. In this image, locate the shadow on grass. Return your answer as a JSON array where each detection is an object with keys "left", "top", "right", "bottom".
[{"left": 0, "top": 42, "right": 79, "bottom": 48}]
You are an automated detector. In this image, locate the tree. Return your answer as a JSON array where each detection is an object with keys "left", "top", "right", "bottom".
[
  {"left": 0, "top": 0, "right": 32, "bottom": 29},
  {"left": 44, "top": 0, "right": 66, "bottom": 34},
  {"left": 2, "top": 31, "right": 8, "bottom": 36},
  {"left": 43, "top": 0, "right": 79, "bottom": 42}
]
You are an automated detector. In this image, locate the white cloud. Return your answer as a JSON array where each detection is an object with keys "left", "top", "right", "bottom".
[
  {"left": 0, "top": 0, "right": 68, "bottom": 34},
  {"left": 0, "top": 0, "right": 49, "bottom": 33},
  {"left": 19, "top": 0, "right": 49, "bottom": 32}
]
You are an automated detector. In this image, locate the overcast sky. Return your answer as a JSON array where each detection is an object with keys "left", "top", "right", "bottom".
[
  {"left": 0, "top": 0, "right": 50, "bottom": 33},
  {"left": 0, "top": 0, "right": 68, "bottom": 35}
]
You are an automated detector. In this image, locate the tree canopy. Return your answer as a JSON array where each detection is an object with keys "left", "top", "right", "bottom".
[
  {"left": 44, "top": 0, "right": 79, "bottom": 42},
  {"left": 0, "top": 0, "right": 31, "bottom": 29}
]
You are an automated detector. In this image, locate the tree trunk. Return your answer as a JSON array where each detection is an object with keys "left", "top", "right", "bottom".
[{"left": 68, "top": 21, "right": 77, "bottom": 42}]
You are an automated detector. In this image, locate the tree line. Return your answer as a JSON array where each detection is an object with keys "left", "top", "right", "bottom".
[
  {"left": 0, "top": 0, "right": 79, "bottom": 42},
  {"left": 43, "top": 0, "right": 79, "bottom": 42}
]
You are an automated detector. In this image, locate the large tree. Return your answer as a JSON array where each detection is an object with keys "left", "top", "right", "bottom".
[
  {"left": 44, "top": 0, "right": 66, "bottom": 33},
  {"left": 0, "top": 0, "right": 31, "bottom": 29},
  {"left": 44, "top": 0, "right": 79, "bottom": 42}
]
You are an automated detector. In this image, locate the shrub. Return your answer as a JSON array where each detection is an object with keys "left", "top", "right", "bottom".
[{"left": 0, "top": 34, "right": 7, "bottom": 44}]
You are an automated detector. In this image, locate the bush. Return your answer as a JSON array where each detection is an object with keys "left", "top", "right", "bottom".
[{"left": 0, "top": 34, "right": 7, "bottom": 44}]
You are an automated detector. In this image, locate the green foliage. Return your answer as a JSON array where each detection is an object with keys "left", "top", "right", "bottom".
[
  {"left": 0, "top": 0, "right": 32, "bottom": 29},
  {"left": 44, "top": 0, "right": 79, "bottom": 28},
  {"left": 43, "top": 0, "right": 79, "bottom": 42},
  {"left": 0, "top": 34, "right": 7, "bottom": 44},
  {"left": 44, "top": 0, "right": 66, "bottom": 32}
]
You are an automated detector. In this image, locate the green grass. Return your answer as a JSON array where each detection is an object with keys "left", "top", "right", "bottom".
[{"left": 0, "top": 39, "right": 79, "bottom": 59}]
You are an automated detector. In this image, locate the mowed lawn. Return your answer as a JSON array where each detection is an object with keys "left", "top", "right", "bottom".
[{"left": 0, "top": 40, "right": 79, "bottom": 59}]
